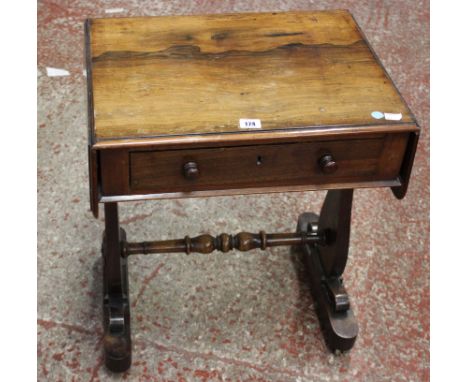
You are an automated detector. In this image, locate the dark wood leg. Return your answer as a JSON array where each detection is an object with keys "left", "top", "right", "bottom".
[
  {"left": 296, "top": 189, "right": 358, "bottom": 352},
  {"left": 102, "top": 203, "right": 132, "bottom": 372}
]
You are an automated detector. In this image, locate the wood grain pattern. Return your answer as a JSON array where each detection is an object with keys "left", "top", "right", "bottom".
[
  {"left": 91, "top": 123, "right": 418, "bottom": 150},
  {"left": 98, "top": 133, "right": 408, "bottom": 196},
  {"left": 85, "top": 11, "right": 420, "bottom": 208},
  {"left": 87, "top": 11, "right": 416, "bottom": 143}
]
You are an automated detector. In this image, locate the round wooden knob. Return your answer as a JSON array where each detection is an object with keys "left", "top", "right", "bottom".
[
  {"left": 318, "top": 154, "right": 337, "bottom": 174},
  {"left": 183, "top": 161, "right": 199, "bottom": 179}
]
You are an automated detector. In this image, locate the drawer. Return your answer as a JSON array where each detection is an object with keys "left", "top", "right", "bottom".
[{"left": 110, "top": 133, "right": 409, "bottom": 195}]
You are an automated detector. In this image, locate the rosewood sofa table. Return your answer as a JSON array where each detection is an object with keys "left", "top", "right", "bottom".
[{"left": 85, "top": 10, "right": 419, "bottom": 372}]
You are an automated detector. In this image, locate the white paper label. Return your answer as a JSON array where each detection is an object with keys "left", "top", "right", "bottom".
[
  {"left": 105, "top": 8, "right": 125, "bottom": 13},
  {"left": 371, "top": 111, "right": 403, "bottom": 121},
  {"left": 383, "top": 112, "right": 403, "bottom": 121},
  {"left": 239, "top": 119, "right": 262, "bottom": 129},
  {"left": 46, "top": 67, "right": 70, "bottom": 77}
]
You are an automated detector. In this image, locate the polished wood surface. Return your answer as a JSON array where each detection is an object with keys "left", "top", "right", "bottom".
[
  {"left": 91, "top": 123, "right": 417, "bottom": 150},
  {"left": 86, "top": 11, "right": 416, "bottom": 143},
  {"left": 99, "top": 133, "right": 408, "bottom": 196},
  {"left": 85, "top": 11, "right": 420, "bottom": 216}
]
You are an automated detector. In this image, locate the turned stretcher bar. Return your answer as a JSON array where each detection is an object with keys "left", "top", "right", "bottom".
[{"left": 123, "top": 229, "right": 325, "bottom": 257}]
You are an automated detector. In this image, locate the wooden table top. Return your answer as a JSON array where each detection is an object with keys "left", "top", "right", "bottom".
[{"left": 86, "top": 10, "right": 417, "bottom": 147}]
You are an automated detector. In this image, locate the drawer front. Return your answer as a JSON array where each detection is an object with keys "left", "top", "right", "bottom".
[{"left": 122, "top": 134, "right": 408, "bottom": 195}]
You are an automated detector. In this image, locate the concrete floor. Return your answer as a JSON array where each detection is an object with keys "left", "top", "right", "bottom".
[{"left": 37, "top": 1, "right": 429, "bottom": 381}]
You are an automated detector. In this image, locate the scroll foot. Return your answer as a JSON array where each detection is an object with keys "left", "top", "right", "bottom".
[{"left": 296, "top": 212, "right": 358, "bottom": 351}]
